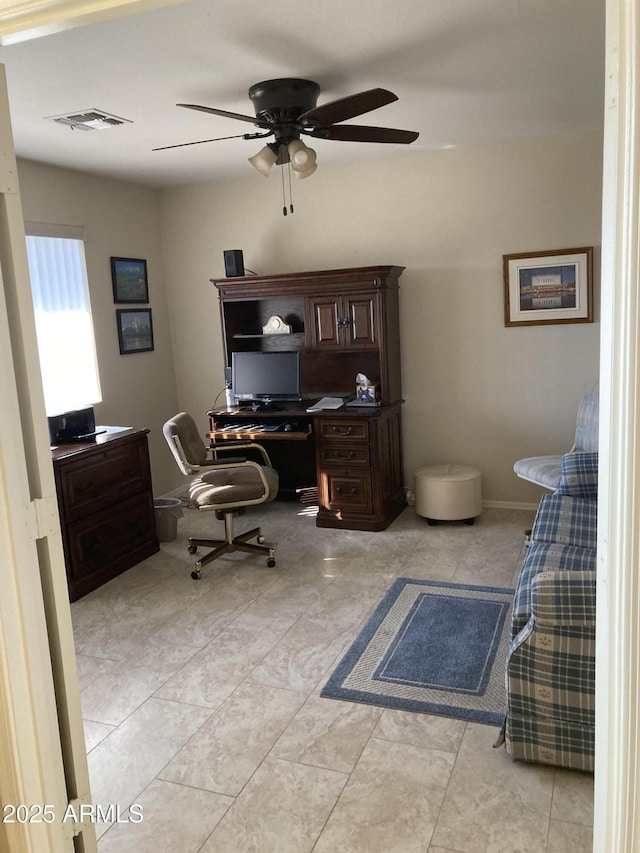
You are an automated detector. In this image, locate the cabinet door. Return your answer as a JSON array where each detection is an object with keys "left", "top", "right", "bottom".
[
  {"left": 306, "top": 296, "right": 342, "bottom": 349},
  {"left": 307, "top": 294, "right": 377, "bottom": 350},
  {"left": 344, "top": 295, "right": 376, "bottom": 348}
]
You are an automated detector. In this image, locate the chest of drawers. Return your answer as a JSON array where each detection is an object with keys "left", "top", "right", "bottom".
[
  {"left": 314, "top": 403, "right": 405, "bottom": 531},
  {"left": 52, "top": 427, "right": 159, "bottom": 601}
]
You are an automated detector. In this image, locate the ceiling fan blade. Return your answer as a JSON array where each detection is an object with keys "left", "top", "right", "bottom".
[
  {"left": 309, "top": 124, "right": 419, "bottom": 144},
  {"left": 153, "top": 132, "right": 268, "bottom": 151},
  {"left": 299, "top": 88, "right": 397, "bottom": 127},
  {"left": 177, "top": 103, "right": 272, "bottom": 129}
]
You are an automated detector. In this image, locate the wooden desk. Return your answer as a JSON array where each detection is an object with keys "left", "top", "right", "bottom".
[
  {"left": 209, "top": 265, "right": 406, "bottom": 530},
  {"left": 51, "top": 427, "right": 159, "bottom": 601},
  {"left": 208, "top": 402, "right": 405, "bottom": 531}
]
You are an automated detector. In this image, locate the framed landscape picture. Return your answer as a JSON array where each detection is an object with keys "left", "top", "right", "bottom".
[
  {"left": 503, "top": 247, "right": 593, "bottom": 327},
  {"left": 111, "top": 257, "right": 149, "bottom": 303},
  {"left": 116, "top": 308, "right": 154, "bottom": 354}
]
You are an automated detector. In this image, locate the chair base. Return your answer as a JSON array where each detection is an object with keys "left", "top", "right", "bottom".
[{"left": 187, "top": 512, "right": 275, "bottom": 578}]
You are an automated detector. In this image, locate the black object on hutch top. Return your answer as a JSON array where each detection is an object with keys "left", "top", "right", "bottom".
[
  {"left": 210, "top": 266, "right": 405, "bottom": 531},
  {"left": 51, "top": 426, "right": 159, "bottom": 601}
]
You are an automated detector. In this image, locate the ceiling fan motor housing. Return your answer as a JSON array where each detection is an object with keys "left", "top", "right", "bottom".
[{"left": 248, "top": 78, "right": 320, "bottom": 142}]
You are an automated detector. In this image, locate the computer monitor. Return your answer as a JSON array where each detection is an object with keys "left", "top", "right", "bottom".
[{"left": 231, "top": 351, "right": 301, "bottom": 407}]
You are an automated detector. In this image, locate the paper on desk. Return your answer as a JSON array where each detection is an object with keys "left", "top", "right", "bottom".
[{"left": 306, "top": 396, "right": 345, "bottom": 412}]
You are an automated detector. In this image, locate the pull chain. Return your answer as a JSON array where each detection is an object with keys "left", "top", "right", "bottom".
[
  {"left": 281, "top": 161, "right": 287, "bottom": 216},
  {"left": 279, "top": 158, "right": 295, "bottom": 216}
]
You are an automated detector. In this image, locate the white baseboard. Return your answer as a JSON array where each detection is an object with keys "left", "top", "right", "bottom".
[{"left": 482, "top": 499, "right": 539, "bottom": 512}]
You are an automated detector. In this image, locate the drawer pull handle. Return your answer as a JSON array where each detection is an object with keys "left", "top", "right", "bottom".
[
  {"left": 331, "top": 426, "right": 353, "bottom": 436},
  {"left": 336, "top": 486, "right": 357, "bottom": 496},
  {"left": 120, "top": 467, "right": 138, "bottom": 477},
  {"left": 74, "top": 480, "right": 94, "bottom": 493},
  {"left": 329, "top": 451, "right": 355, "bottom": 461}
]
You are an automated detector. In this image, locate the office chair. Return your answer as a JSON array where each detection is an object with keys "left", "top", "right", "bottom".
[{"left": 163, "top": 412, "right": 278, "bottom": 579}]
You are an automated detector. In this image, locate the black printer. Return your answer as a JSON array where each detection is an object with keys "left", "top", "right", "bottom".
[{"left": 48, "top": 407, "right": 101, "bottom": 444}]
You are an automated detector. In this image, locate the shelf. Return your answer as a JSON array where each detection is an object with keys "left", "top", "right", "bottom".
[{"left": 233, "top": 333, "right": 305, "bottom": 339}]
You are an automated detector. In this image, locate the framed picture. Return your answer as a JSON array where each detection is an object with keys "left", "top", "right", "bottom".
[
  {"left": 111, "top": 257, "right": 149, "bottom": 303},
  {"left": 503, "top": 247, "right": 593, "bottom": 327},
  {"left": 116, "top": 308, "right": 154, "bottom": 354}
]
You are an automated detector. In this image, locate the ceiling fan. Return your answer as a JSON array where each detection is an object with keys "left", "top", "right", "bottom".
[{"left": 154, "top": 78, "right": 419, "bottom": 195}]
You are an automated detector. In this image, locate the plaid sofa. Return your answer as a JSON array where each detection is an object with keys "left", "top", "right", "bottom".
[{"left": 503, "top": 451, "right": 597, "bottom": 772}]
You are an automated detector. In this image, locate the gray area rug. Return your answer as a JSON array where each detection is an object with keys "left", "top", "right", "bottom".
[{"left": 321, "top": 578, "right": 514, "bottom": 725}]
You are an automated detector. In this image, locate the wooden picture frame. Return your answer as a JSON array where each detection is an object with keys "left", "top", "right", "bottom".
[
  {"left": 503, "top": 247, "right": 593, "bottom": 327},
  {"left": 111, "top": 257, "right": 149, "bottom": 303},
  {"left": 116, "top": 308, "right": 154, "bottom": 354}
]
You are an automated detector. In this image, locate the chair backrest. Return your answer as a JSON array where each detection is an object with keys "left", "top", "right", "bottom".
[
  {"left": 163, "top": 412, "right": 208, "bottom": 475},
  {"left": 574, "top": 384, "right": 599, "bottom": 452}
]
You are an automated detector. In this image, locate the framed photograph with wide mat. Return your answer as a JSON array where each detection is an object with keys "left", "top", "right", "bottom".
[
  {"left": 321, "top": 578, "right": 514, "bottom": 726},
  {"left": 502, "top": 246, "right": 593, "bottom": 327}
]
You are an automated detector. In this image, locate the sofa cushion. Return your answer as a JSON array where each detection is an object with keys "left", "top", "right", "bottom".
[
  {"left": 556, "top": 452, "right": 599, "bottom": 498},
  {"left": 531, "top": 494, "right": 597, "bottom": 550},
  {"left": 511, "top": 542, "right": 596, "bottom": 636}
]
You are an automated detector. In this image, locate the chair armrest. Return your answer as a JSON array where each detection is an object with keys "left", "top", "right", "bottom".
[
  {"left": 530, "top": 570, "right": 596, "bottom": 627},
  {"left": 556, "top": 452, "right": 598, "bottom": 498},
  {"left": 208, "top": 441, "right": 273, "bottom": 467},
  {"left": 200, "top": 456, "right": 247, "bottom": 466},
  {"left": 506, "top": 570, "right": 596, "bottom": 735}
]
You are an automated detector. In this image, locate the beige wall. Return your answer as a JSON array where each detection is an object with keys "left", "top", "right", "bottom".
[
  {"left": 15, "top": 129, "right": 602, "bottom": 504},
  {"left": 17, "top": 159, "right": 180, "bottom": 495},
  {"left": 160, "top": 129, "right": 603, "bottom": 505}
]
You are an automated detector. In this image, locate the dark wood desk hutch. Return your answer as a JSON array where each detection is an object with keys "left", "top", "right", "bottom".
[
  {"left": 52, "top": 427, "right": 159, "bottom": 600},
  {"left": 210, "top": 266, "right": 406, "bottom": 531}
]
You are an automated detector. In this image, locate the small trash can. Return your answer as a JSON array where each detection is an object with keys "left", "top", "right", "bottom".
[{"left": 154, "top": 497, "right": 183, "bottom": 542}]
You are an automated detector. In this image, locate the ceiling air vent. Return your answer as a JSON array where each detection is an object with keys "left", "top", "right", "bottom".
[{"left": 46, "top": 109, "right": 133, "bottom": 131}]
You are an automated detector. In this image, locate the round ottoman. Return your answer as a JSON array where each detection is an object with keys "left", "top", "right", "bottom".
[{"left": 414, "top": 464, "right": 482, "bottom": 525}]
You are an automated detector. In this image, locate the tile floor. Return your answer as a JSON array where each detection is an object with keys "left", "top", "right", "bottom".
[{"left": 72, "top": 499, "right": 594, "bottom": 852}]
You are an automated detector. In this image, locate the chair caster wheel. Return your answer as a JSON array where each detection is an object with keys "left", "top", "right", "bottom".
[
  {"left": 188, "top": 544, "right": 198, "bottom": 554},
  {"left": 463, "top": 518, "right": 475, "bottom": 525},
  {"left": 257, "top": 534, "right": 265, "bottom": 544},
  {"left": 267, "top": 558, "right": 276, "bottom": 568},
  {"left": 427, "top": 519, "right": 438, "bottom": 526},
  {"left": 191, "top": 570, "right": 201, "bottom": 580}
]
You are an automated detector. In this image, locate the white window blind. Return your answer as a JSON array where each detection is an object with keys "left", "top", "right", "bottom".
[{"left": 25, "top": 228, "right": 102, "bottom": 415}]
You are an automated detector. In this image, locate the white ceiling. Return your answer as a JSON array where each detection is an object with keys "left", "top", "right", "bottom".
[{"left": 0, "top": 0, "right": 605, "bottom": 188}]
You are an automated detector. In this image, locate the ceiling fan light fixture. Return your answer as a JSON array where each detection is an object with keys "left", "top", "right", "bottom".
[
  {"left": 293, "top": 162, "right": 318, "bottom": 180},
  {"left": 288, "top": 139, "right": 317, "bottom": 173},
  {"left": 248, "top": 144, "right": 278, "bottom": 176}
]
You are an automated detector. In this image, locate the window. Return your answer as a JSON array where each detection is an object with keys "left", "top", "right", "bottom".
[{"left": 25, "top": 223, "right": 101, "bottom": 415}]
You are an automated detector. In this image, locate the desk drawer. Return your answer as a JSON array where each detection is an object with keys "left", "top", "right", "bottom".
[
  {"left": 318, "top": 444, "right": 370, "bottom": 468},
  {"left": 316, "top": 419, "right": 369, "bottom": 442},
  {"left": 58, "top": 442, "right": 150, "bottom": 522},
  {"left": 325, "top": 472, "right": 372, "bottom": 513}
]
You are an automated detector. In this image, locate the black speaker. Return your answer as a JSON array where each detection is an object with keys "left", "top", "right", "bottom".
[{"left": 223, "top": 249, "right": 244, "bottom": 277}]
